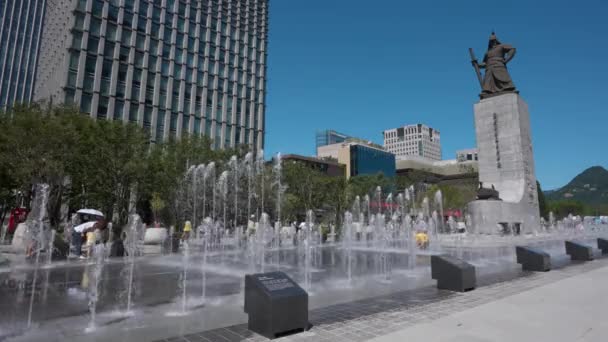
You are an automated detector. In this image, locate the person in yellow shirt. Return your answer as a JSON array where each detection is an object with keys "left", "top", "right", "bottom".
[
  {"left": 416, "top": 230, "right": 429, "bottom": 250},
  {"left": 182, "top": 220, "right": 192, "bottom": 241}
]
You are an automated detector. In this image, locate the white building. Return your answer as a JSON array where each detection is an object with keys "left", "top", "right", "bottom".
[
  {"left": 383, "top": 124, "right": 441, "bottom": 161},
  {"left": 456, "top": 148, "right": 478, "bottom": 162}
]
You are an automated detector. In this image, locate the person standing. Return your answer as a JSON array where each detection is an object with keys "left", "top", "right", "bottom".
[{"left": 182, "top": 220, "right": 192, "bottom": 241}]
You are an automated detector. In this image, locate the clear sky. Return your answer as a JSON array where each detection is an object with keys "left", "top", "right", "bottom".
[{"left": 263, "top": 0, "right": 608, "bottom": 190}]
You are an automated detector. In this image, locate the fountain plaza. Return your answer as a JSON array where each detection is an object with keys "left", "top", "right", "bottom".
[{"left": 1, "top": 153, "right": 608, "bottom": 342}]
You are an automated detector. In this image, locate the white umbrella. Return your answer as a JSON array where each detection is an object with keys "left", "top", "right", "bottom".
[
  {"left": 73, "top": 221, "right": 96, "bottom": 233},
  {"left": 77, "top": 208, "right": 104, "bottom": 217}
]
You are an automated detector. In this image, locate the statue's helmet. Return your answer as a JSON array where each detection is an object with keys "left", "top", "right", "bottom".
[{"left": 488, "top": 32, "right": 501, "bottom": 48}]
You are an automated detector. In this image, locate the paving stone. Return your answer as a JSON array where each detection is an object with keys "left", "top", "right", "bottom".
[{"left": 156, "top": 259, "right": 608, "bottom": 342}]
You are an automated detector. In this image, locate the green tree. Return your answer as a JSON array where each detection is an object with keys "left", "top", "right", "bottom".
[
  {"left": 281, "top": 161, "right": 326, "bottom": 221},
  {"left": 548, "top": 200, "right": 590, "bottom": 217},
  {"left": 536, "top": 180, "right": 548, "bottom": 219},
  {"left": 347, "top": 173, "right": 394, "bottom": 202}
]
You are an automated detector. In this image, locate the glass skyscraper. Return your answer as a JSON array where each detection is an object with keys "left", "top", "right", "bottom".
[
  {"left": 0, "top": 0, "right": 46, "bottom": 108},
  {"left": 34, "top": 0, "right": 268, "bottom": 150}
]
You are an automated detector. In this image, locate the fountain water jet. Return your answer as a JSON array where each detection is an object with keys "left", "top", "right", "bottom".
[
  {"left": 121, "top": 214, "right": 141, "bottom": 316},
  {"left": 86, "top": 244, "right": 107, "bottom": 333},
  {"left": 26, "top": 184, "right": 50, "bottom": 329}
]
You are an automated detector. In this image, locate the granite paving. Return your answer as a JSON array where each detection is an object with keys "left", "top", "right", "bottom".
[{"left": 157, "top": 257, "right": 608, "bottom": 342}]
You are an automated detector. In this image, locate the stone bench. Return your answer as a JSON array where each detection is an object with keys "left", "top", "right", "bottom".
[
  {"left": 565, "top": 241, "right": 594, "bottom": 261},
  {"left": 431, "top": 255, "right": 476, "bottom": 292},
  {"left": 597, "top": 238, "right": 608, "bottom": 255},
  {"left": 516, "top": 246, "right": 551, "bottom": 272}
]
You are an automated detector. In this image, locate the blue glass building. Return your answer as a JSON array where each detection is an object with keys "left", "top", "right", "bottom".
[
  {"left": 350, "top": 144, "right": 395, "bottom": 178},
  {"left": 315, "top": 129, "right": 351, "bottom": 148}
]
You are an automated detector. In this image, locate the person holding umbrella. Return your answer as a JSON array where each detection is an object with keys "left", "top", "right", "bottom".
[{"left": 71, "top": 209, "right": 104, "bottom": 259}]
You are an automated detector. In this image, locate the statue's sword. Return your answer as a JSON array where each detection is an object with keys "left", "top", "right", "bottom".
[{"left": 469, "top": 48, "right": 483, "bottom": 89}]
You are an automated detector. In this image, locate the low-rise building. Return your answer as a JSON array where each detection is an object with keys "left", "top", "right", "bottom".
[
  {"left": 315, "top": 129, "right": 352, "bottom": 148},
  {"left": 317, "top": 141, "right": 395, "bottom": 179},
  {"left": 281, "top": 154, "right": 345, "bottom": 177},
  {"left": 456, "top": 148, "right": 479, "bottom": 162}
]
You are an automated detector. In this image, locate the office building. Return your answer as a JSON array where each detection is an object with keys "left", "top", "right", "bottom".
[
  {"left": 318, "top": 141, "right": 395, "bottom": 179},
  {"left": 383, "top": 124, "right": 441, "bottom": 161},
  {"left": 281, "top": 154, "right": 345, "bottom": 177},
  {"left": 0, "top": 0, "right": 46, "bottom": 108},
  {"left": 34, "top": 0, "right": 268, "bottom": 150},
  {"left": 316, "top": 129, "right": 351, "bottom": 148},
  {"left": 456, "top": 148, "right": 478, "bottom": 162}
]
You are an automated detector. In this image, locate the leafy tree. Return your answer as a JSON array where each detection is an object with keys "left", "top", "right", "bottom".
[
  {"left": 347, "top": 173, "right": 394, "bottom": 202},
  {"left": 150, "top": 192, "right": 165, "bottom": 226},
  {"left": 547, "top": 200, "right": 590, "bottom": 217}
]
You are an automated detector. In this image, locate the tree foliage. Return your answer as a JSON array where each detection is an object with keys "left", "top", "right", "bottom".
[
  {"left": 547, "top": 200, "right": 590, "bottom": 217},
  {"left": 0, "top": 105, "right": 237, "bottom": 229}
]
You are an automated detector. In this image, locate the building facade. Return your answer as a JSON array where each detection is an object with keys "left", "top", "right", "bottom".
[
  {"left": 317, "top": 141, "right": 395, "bottom": 179},
  {"left": 34, "top": 0, "right": 268, "bottom": 150},
  {"left": 315, "top": 129, "right": 351, "bottom": 148},
  {"left": 281, "top": 154, "right": 345, "bottom": 177},
  {"left": 383, "top": 124, "right": 441, "bottom": 161},
  {"left": 456, "top": 148, "right": 478, "bottom": 162},
  {"left": 0, "top": 0, "right": 46, "bottom": 108}
]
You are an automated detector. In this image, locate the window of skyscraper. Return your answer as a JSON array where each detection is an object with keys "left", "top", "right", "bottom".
[
  {"left": 81, "top": 94, "right": 92, "bottom": 113},
  {"left": 125, "top": 0, "right": 134, "bottom": 12},
  {"left": 136, "top": 34, "right": 146, "bottom": 50},
  {"left": 108, "top": 5, "right": 119, "bottom": 22},
  {"left": 75, "top": 0, "right": 87, "bottom": 12},
  {"left": 129, "top": 103, "right": 139, "bottom": 122},
  {"left": 124, "top": 12, "right": 133, "bottom": 28}
]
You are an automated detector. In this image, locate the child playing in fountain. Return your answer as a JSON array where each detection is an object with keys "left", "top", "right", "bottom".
[{"left": 416, "top": 230, "right": 429, "bottom": 250}]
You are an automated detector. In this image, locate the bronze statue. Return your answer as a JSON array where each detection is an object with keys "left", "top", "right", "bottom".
[{"left": 469, "top": 32, "right": 517, "bottom": 98}]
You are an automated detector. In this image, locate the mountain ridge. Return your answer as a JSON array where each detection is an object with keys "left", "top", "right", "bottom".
[{"left": 544, "top": 166, "right": 608, "bottom": 205}]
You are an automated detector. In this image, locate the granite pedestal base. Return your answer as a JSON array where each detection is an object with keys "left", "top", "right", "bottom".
[
  {"left": 467, "top": 93, "right": 540, "bottom": 235},
  {"left": 597, "top": 238, "right": 608, "bottom": 255},
  {"left": 244, "top": 272, "right": 309, "bottom": 339},
  {"left": 431, "top": 255, "right": 476, "bottom": 292},
  {"left": 516, "top": 246, "right": 551, "bottom": 272},
  {"left": 565, "top": 241, "right": 594, "bottom": 261}
]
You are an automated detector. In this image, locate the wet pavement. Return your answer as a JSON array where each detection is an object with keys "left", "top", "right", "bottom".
[
  {"left": 157, "top": 255, "right": 608, "bottom": 342},
  {"left": 1, "top": 240, "right": 603, "bottom": 342}
]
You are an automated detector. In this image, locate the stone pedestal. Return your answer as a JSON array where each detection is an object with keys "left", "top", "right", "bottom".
[
  {"left": 516, "top": 246, "right": 551, "bottom": 272},
  {"left": 565, "top": 241, "right": 594, "bottom": 261},
  {"left": 467, "top": 93, "right": 540, "bottom": 234},
  {"left": 431, "top": 255, "right": 476, "bottom": 292},
  {"left": 597, "top": 238, "right": 608, "bottom": 254},
  {"left": 244, "top": 272, "right": 309, "bottom": 339}
]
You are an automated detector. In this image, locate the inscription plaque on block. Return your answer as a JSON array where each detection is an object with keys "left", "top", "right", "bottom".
[
  {"left": 597, "top": 238, "right": 608, "bottom": 255},
  {"left": 431, "top": 255, "right": 476, "bottom": 292},
  {"left": 565, "top": 241, "right": 594, "bottom": 261},
  {"left": 516, "top": 246, "right": 551, "bottom": 272},
  {"left": 244, "top": 272, "right": 308, "bottom": 339}
]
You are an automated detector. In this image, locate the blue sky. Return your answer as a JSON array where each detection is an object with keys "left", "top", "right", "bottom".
[{"left": 263, "top": 0, "right": 607, "bottom": 190}]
